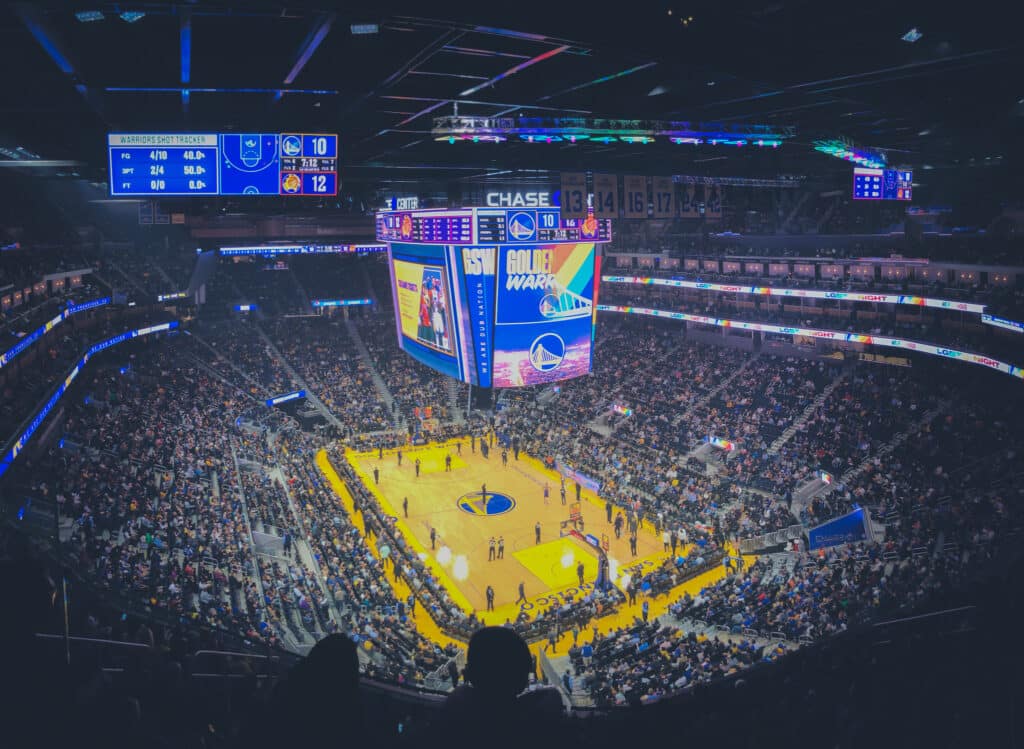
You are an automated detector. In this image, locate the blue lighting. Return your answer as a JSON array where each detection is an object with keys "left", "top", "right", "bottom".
[
  {"left": 21, "top": 13, "right": 75, "bottom": 74},
  {"left": 286, "top": 16, "right": 334, "bottom": 85},
  {"left": 180, "top": 15, "right": 191, "bottom": 84},
  {"left": 75, "top": 11, "right": 104, "bottom": 22},
  {"left": 120, "top": 11, "right": 145, "bottom": 23}
]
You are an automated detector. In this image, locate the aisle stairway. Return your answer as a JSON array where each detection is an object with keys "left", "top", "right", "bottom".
[
  {"left": 252, "top": 324, "right": 345, "bottom": 431},
  {"left": 768, "top": 371, "right": 847, "bottom": 454},
  {"left": 187, "top": 329, "right": 265, "bottom": 394},
  {"left": 445, "top": 378, "right": 466, "bottom": 425},
  {"left": 671, "top": 353, "right": 760, "bottom": 428},
  {"left": 344, "top": 317, "right": 406, "bottom": 431},
  {"left": 152, "top": 262, "right": 178, "bottom": 290}
]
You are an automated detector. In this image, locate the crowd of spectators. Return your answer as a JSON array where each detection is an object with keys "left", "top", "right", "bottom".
[
  {"left": 268, "top": 316, "right": 393, "bottom": 433},
  {"left": 355, "top": 314, "right": 456, "bottom": 427},
  {"left": 567, "top": 620, "right": 780, "bottom": 706},
  {"left": 1, "top": 273, "right": 1021, "bottom": 716}
]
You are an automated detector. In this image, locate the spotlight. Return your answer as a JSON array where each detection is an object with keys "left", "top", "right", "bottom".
[
  {"left": 75, "top": 10, "right": 104, "bottom": 22},
  {"left": 437, "top": 546, "right": 452, "bottom": 565},
  {"left": 561, "top": 550, "right": 574, "bottom": 568},
  {"left": 452, "top": 555, "right": 469, "bottom": 581},
  {"left": 120, "top": 11, "right": 145, "bottom": 23},
  {"left": 351, "top": 23, "right": 380, "bottom": 35},
  {"left": 901, "top": 27, "right": 923, "bottom": 43}
]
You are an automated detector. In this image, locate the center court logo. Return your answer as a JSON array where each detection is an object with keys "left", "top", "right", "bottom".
[
  {"left": 508, "top": 211, "right": 537, "bottom": 241},
  {"left": 457, "top": 491, "right": 516, "bottom": 516},
  {"left": 529, "top": 332, "right": 565, "bottom": 372}
]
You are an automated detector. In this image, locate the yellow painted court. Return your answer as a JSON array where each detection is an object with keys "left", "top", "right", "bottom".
[{"left": 316, "top": 441, "right": 754, "bottom": 648}]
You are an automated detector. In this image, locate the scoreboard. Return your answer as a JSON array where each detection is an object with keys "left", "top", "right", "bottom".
[
  {"left": 376, "top": 207, "right": 612, "bottom": 245},
  {"left": 378, "top": 207, "right": 610, "bottom": 389},
  {"left": 108, "top": 133, "right": 338, "bottom": 197},
  {"left": 853, "top": 167, "right": 913, "bottom": 201}
]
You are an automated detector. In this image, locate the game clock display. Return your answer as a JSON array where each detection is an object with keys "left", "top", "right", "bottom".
[
  {"left": 853, "top": 167, "right": 912, "bottom": 201},
  {"left": 108, "top": 132, "right": 338, "bottom": 197}
]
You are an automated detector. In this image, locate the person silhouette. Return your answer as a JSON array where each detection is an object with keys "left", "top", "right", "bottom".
[
  {"left": 435, "top": 627, "right": 565, "bottom": 748},
  {"left": 242, "top": 633, "right": 362, "bottom": 748}
]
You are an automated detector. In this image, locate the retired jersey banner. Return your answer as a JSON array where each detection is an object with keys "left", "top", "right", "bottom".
[
  {"left": 560, "top": 172, "right": 588, "bottom": 219},
  {"left": 651, "top": 177, "right": 675, "bottom": 218},
  {"left": 679, "top": 183, "right": 698, "bottom": 218},
  {"left": 706, "top": 184, "right": 723, "bottom": 220},
  {"left": 623, "top": 175, "right": 648, "bottom": 218},
  {"left": 593, "top": 173, "right": 619, "bottom": 218}
]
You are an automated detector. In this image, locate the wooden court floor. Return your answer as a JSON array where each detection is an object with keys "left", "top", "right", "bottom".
[{"left": 346, "top": 440, "right": 666, "bottom": 622}]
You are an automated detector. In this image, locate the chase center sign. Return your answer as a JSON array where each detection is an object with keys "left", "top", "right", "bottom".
[{"left": 485, "top": 191, "right": 552, "bottom": 208}]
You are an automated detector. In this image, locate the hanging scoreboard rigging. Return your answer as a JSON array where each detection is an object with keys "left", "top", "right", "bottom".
[{"left": 108, "top": 133, "right": 338, "bottom": 197}]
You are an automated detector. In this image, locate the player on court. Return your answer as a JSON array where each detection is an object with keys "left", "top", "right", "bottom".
[{"left": 543, "top": 483, "right": 550, "bottom": 504}]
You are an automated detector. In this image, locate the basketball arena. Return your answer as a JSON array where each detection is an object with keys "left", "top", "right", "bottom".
[{"left": 0, "top": 3, "right": 1021, "bottom": 748}]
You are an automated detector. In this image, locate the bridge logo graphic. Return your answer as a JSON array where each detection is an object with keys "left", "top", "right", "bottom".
[
  {"left": 528, "top": 332, "right": 565, "bottom": 372},
  {"left": 508, "top": 211, "right": 537, "bottom": 241},
  {"left": 539, "top": 282, "right": 592, "bottom": 321}
]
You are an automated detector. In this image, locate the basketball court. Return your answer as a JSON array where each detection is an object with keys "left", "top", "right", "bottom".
[{"left": 343, "top": 439, "right": 667, "bottom": 624}]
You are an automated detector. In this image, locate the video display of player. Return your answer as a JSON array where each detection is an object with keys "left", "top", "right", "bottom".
[
  {"left": 393, "top": 260, "right": 454, "bottom": 355},
  {"left": 492, "top": 243, "right": 596, "bottom": 388},
  {"left": 389, "top": 244, "right": 464, "bottom": 382}
]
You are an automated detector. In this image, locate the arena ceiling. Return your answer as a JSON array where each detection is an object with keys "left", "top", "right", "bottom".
[{"left": 0, "top": 0, "right": 1020, "bottom": 190}]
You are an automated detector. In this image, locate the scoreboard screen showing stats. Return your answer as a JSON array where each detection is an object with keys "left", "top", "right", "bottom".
[
  {"left": 380, "top": 207, "right": 609, "bottom": 389},
  {"left": 853, "top": 167, "right": 913, "bottom": 201},
  {"left": 108, "top": 133, "right": 338, "bottom": 197}
]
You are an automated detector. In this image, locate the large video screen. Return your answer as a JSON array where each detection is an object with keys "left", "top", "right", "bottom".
[
  {"left": 388, "top": 243, "right": 466, "bottom": 382},
  {"left": 108, "top": 132, "right": 338, "bottom": 197},
  {"left": 853, "top": 167, "right": 912, "bottom": 201},
  {"left": 388, "top": 242, "right": 598, "bottom": 389},
  {"left": 492, "top": 243, "right": 596, "bottom": 387}
]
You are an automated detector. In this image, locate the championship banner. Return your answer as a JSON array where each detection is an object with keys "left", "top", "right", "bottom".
[
  {"left": 593, "top": 173, "right": 619, "bottom": 218},
  {"left": 651, "top": 176, "right": 675, "bottom": 218},
  {"left": 706, "top": 184, "right": 723, "bottom": 220},
  {"left": 560, "top": 172, "right": 587, "bottom": 219},
  {"left": 623, "top": 175, "right": 648, "bottom": 218},
  {"left": 807, "top": 508, "right": 869, "bottom": 550}
]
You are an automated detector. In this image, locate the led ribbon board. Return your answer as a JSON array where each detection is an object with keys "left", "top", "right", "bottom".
[
  {"left": 219, "top": 244, "right": 386, "bottom": 257},
  {"left": 598, "top": 304, "right": 1023, "bottom": 380},
  {"left": 0, "top": 297, "right": 110, "bottom": 371},
  {"left": 376, "top": 207, "right": 613, "bottom": 245},
  {"left": 108, "top": 133, "right": 338, "bottom": 197},
  {"left": 266, "top": 390, "right": 306, "bottom": 406},
  {"left": 311, "top": 298, "right": 373, "bottom": 308},
  {"left": 0, "top": 321, "right": 179, "bottom": 478},
  {"left": 982, "top": 314, "right": 1024, "bottom": 333},
  {"left": 602, "top": 276, "right": 986, "bottom": 314},
  {"left": 157, "top": 291, "right": 189, "bottom": 302}
]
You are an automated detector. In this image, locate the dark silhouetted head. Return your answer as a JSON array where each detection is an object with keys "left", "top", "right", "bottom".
[{"left": 465, "top": 626, "right": 532, "bottom": 700}]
